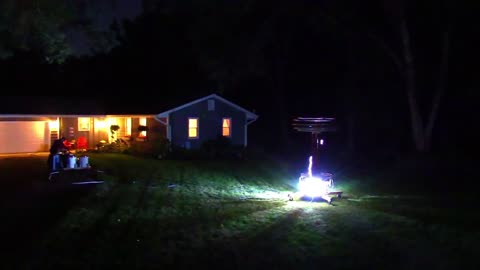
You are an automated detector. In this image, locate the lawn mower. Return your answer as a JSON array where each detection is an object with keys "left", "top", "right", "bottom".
[{"left": 48, "top": 151, "right": 104, "bottom": 185}]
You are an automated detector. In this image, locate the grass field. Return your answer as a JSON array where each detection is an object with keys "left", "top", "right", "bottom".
[{"left": 1, "top": 153, "right": 478, "bottom": 269}]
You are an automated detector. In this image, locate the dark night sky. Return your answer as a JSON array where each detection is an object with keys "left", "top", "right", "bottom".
[
  {"left": 66, "top": 0, "right": 143, "bottom": 55},
  {"left": 1, "top": 1, "right": 478, "bottom": 154}
]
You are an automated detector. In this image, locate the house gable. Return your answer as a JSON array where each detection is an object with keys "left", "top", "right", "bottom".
[
  {"left": 155, "top": 94, "right": 258, "bottom": 121},
  {"left": 155, "top": 94, "right": 258, "bottom": 149}
]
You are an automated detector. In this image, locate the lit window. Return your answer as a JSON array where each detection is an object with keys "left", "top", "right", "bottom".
[
  {"left": 78, "top": 117, "right": 91, "bottom": 131},
  {"left": 188, "top": 118, "right": 198, "bottom": 138},
  {"left": 139, "top": 117, "right": 147, "bottom": 137},
  {"left": 222, "top": 118, "right": 231, "bottom": 137},
  {"left": 125, "top": 118, "right": 132, "bottom": 136},
  {"left": 49, "top": 119, "right": 59, "bottom": 131}
]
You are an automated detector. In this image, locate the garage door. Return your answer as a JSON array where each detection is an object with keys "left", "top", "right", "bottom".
[{"left": 0, "top": 121, "right": 50, "bottom": 154}]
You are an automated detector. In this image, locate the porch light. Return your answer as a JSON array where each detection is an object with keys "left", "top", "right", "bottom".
[
  {"left": 95, "top": 119, "right": 107, "bottom": 129},
  {"left": 49, "top": 119, "right": 59, "bottom": 131}
]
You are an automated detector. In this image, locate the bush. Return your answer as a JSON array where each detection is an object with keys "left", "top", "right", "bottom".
[
  {"left": 127, "top": 138, "right": 171, "bottom": 158},
  {"left": 168, "top": 147, "right": 205, "bottom": 160},
  {"left": 151, "top": 138, "right": 172, "bottom": 158},
  {"left": 201, "top": 136, "right": 233, "bottom": 158},
  {"left": 93, "top": 138, "right": 130, "bottom": 153},
  {"left": 241, "top": 145, "right": 269, "bottom": 160}
]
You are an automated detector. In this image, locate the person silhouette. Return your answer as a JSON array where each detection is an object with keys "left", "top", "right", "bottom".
[{"left": 47, "top": 137, "right": 68, "bottom": 171}]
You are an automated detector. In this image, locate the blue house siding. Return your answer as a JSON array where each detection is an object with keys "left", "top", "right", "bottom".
[{"left": 169, "top": 98, "right": 246, "bottom": 149}]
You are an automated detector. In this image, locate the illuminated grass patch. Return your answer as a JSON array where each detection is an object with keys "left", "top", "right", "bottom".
[{"left": 4, "top": 154, "right": 477, "bottom": 269}]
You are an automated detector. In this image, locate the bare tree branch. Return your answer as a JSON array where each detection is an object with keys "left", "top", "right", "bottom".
[
  {"left": 401, "top": 19, "right": 425, "bottom": 151},
  {"left": 364, "top": 32, "right": 404, "bottom": 73},
  {"left": 424, "top": 25, "right": 451, "bottom": 146}
]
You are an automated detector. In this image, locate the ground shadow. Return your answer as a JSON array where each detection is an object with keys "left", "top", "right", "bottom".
[{"left": 0, "top": 156, "right": 97, "bottom": 269}]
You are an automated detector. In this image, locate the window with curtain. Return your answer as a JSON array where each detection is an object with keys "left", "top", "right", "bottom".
[{"left": 222, "top": 118, "right": 231, "bottom": 137}]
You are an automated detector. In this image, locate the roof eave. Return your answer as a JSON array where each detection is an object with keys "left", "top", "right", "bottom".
[
  {"left": 0, "top": 114, "right": 108, "bottom": 118},
  {"left": 155, "top": 93, "right": 258, "bottom": 120}
]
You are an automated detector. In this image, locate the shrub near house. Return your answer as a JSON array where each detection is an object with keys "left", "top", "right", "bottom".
[{"left": 127, "top": 137, "right": 171, "bottom": 158}]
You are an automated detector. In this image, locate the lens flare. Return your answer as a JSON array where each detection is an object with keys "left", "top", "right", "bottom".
[{"left": 298, "top": 176, "right": 329, "bottom": 197}]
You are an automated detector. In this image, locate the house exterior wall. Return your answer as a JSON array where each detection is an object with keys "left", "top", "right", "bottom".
[
  {"left": 169, "top": 98, "right": 246, "bottom": 149},
  {"left": 129, "top": 116, "right": 166, "bottom": 142},
  {"left": 0, "top": 114, "right": 167, "bottom": 153},
  {"left": 147, "top": 117, "right": 167, "bottom": 142},
  {"left": 59, "top": 117, "right": 101, "bottom": 149},
  {"left": 57, "top": 116, "right": 167, "bottom": 148},
  {"left": 60, "top": 117, "right": 77, "bottom": 141},
  {"left": 131, "top": 117, "right": 140, "bottom": 139}
]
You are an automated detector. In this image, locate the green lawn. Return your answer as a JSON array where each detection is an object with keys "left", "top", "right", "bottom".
[{"left": 1, "top": 153, "right": 478, "bottom": 269}]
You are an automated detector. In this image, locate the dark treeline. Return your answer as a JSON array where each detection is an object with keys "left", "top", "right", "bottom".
[{"left": 1, "top": 0, "right": 478, "bottom": 159}]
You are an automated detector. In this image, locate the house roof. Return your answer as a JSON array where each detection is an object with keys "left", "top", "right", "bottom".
[
  {"left": 155, "top": 93, "right": 259, "bottom": 120},
  {"left": 0, "top": 93, "right": 260, "bottom": 120}
]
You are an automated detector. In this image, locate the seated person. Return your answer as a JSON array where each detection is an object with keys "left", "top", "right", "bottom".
[
  {"left": 47, "top": 137, "right": 69, "bottom": 171},
  {"left": 63, "top": 139, "right": 73, "bottom": 150},
  {"left": 50, "top": 137, "right": 68, "bottom": 154}
]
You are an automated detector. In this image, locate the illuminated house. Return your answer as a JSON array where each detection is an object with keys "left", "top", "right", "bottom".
[
  {"left": 155, "top": 94, "right": 258, "bottom": 149},
  {"left": 0, "top": 94, "right": 258, "bottom": 154}
]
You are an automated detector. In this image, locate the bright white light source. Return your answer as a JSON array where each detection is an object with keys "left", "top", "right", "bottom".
[
  {"left": 320, "top": 139, "right": 324, "bottom": 145},
  {"left": 297, "top": 155, "right": 333, "bottom": 201},
  {"left": 298, "top": 176, "right": 330, "bottom": 197}
]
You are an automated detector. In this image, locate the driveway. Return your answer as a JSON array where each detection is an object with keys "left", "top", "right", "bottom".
[{"left": 0, "top": 152, "right": 49, "bottom": 158}]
